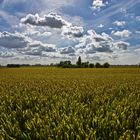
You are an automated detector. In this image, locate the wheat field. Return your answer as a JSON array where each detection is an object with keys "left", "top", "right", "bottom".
[{"left": 0, "top": 67, "right": 140, "bottom": 139}]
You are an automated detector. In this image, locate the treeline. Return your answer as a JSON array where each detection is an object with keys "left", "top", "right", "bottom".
[
  {"left": 6, "top": 64, "right": 30, "bottom": 68},
  {"left": 1, "top": 56, "right": 140, "bottom": 68},
  {"left": 56, "top": 56, "right": 110, "bottom": 68}
]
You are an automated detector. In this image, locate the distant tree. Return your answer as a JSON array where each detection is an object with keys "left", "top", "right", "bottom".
[
  {"left": 103, "top": 62, "right": 110, "bottom": 68},
  {"left": 66, "top": 61, "right": 71, "bottom": 66},
  {"left": 57, "top": 60, "right": 72, "bottom": 68},
  {"left": 7, "top": 64, "right": 20, "bottom": 68},
  {"left": 50, "top": 63, "right": 54, "bottom": 67},
  {"left": 89, "top": 63, "right": 94, "bottom": 68},
  {"left": 81, "top": 61, "right": 89, "bottom": 68},
  {"left": 139, "top": 63, "right": 140, "bottom": 68},
  {"left": 76, "top": 56, "right": 82, "bottom": 67},
  {"left": 95, "top": 62, "right": 102, "bottom": 68}
]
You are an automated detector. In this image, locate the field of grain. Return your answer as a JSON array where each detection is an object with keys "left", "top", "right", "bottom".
[{"left": 0, "top": 67, "right": 140, "bottom": 139}]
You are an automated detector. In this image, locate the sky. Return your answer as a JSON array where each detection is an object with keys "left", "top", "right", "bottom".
[{"left": 0, "top": 0, "right": 140, "bottom": 65}]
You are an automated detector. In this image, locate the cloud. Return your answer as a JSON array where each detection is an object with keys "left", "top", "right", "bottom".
[
  {"left": 0, "top": 51, "right": 16, "bottom": 58},
  {"left": 91, "top": 0, "right": 139, "bottom": 27},
  {"left": 0, "top": 31, "right": 57, "bottom": 58},
  {"left": 92, "top": 0, "right": 106, "bottom": 11},
  {"left": 1, "top": 0, "right": 75, "bottom": 14},
  {"left": 112, "top": 30, "right": 131, "bottom": 38},
  {"left": 113, "top": 21, "right": 126, "bottom": 26},
  {"left": 62, "top": 26, "right": 84, "bottom": 38},
  {"left": 114, "top": 41, "right": 130, "bottom": 50},
  {"left": 59, "top": 46, "right": 75, "bottom": 54},
  {"left": 74, "top": 29, "right": 131, "bottom": 62},
  {"left": 0, "top": 31, "right": 30, "bottom": 49},
  {"left": 29, "top": 41, "right": 56, "bottom": 52},
  {"left": 135, "top": 31, "right": 140, "bottom": 34},
  {"left": 97, "top": 24, "right": 104, "bottom": 28},
  {"left": 85, "top": 43, "right": 113, "bottom": 54},
  {"left": 21, "top": 13, "right": 70, "bottom": 28},
  {"left": 75, "top": 30, "right": 114, "bottom": 54},
  {"left": 21, "top": 40, "right": 57, "bottom": 56}
]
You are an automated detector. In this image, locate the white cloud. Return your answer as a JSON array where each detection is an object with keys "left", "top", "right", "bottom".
[
  {"left": 114, "top": 41, "right": 130, "bottom": 50},
  {"left": 0, "top": 51, "right": 16, "bottom": 58},
  {"left": 0, "top": 31, "right": 31, "bottom": 49},
  {"left": 62, "top": 26, "right": 84, "bottom": 38},
  {"left": 20, "top": 40, "right": 57, "bottom": 56},
  {"left": 59, "top": 46, "right": 75, "bottom": 54},
  {"left": 92, "top": 0, "right": 105, "bottom": 11},
  {"left": 97, "top": 24, "right": 104, "bottom": 28},
  {"left": 75, "top": 29, "right": 114, "bottom": 54},
  {"left": 21, "top": 13, "right": 71, "bottom": 28},
  {"left": 112, "top": 30, "right": 131, "bottom": 38},
  {"left": 135, "top": 31, "right": 140, "bottom": 34},
  {"left": 85, "top": 43, "right": 113, "bottom": 54},
  {"left": 21, "top": 13, "right": 84, "bottom": 45},
  {"left": 0, "top": 31, "right": 57, "bottom": 58},
  {"left": 113, "top": 21, "right": 126, "bottom": 26}
]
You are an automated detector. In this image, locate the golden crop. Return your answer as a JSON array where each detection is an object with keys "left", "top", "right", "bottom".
[{"left": 0, "top": 67, "right": 140, "bottom": 139}]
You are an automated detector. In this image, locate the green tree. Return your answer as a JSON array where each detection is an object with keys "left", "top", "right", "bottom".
[
  {"left": 103, "top": 62, "right": 110, "bottom": 68},
  {"left": 95, "top": 62, "right": 102, "bottom": 68},
  {"left": 81, "top": 61, "right": 89, "bottom": 68},
  {"left": 58, "top": 61, "right": 72, "bottom": 68},
  {"left": 76, "top": 56, "right": 82, "bottom": 67},
  {"left": 89, "top": 63, "right": 94, "bottom": 68}
]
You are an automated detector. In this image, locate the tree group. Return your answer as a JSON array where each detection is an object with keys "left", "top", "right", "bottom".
[{"left": 57, "top": 56, "right": 110, "bottom": 68}]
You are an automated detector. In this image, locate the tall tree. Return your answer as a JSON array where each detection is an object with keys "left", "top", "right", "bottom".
[{"left": 76, "top": 56, "right": 82, "bottom": 67}]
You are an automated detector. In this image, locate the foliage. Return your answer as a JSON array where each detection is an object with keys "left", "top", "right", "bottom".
[
  {"left": 89, "top": 63, "right": 94, "bottom": 68},
  {"left": 103, "top": 62, "right": 110, "bottom": 68},
  {"left": 76, "top": 56, "right": 82, "bottom": 67},
  {"left": 57, "top": 61, "right": 72, "bottom": 68},
  {"left": 0, "top": 67, "right": 140, "bottom": 139},
  {"left": 95, "top": 62, "right": 102, "bottom": 68}
]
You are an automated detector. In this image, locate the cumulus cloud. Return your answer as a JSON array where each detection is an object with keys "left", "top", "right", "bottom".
[
  {"left": 0, "top": 31, "right": 57, "bottom": 58},
  {"left": 29, "top": 41, "right": 56, "bottom": 52},
  {"left": 0, "top": 31, "right": 30, "bottom": 49},
  {"left": 92, "top": 0, "right": 106, "bottom": 11},
  {"left": 85, "top": 43, "right": 113, "bottom": 54},
  {"left": 21, "top": 13, "right": 70, "bottom": 28},
  {"left": 21, "top": 40, "right": 57, "bottom": 56},
  {"left": 112, "top": 30, "right": 131, "bottom": 38},
  {"left": 113, "top": 21, "right": 126, "bottom": 26},
  {"left": 21, "top": 12, "right": 84, "bottom": 40},
  {"left": 75, "top": 29, "right": 113, "bottom": 54},
  {"left": 0, "top": 51, "right": 16, "bottom": 58},
  {"left": 114, "top": 41, "right": 130, "bottom": 50},
  {"left": 59, "top": 46, "right": 75, "bottom": 54},
  {"left": 62, "top": 26, "right": 84, "bottom": 38}
]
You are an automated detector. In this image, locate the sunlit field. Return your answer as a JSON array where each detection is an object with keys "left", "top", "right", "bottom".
[{"left": 0, "top": 67, "right": 140, "bottom": 139}]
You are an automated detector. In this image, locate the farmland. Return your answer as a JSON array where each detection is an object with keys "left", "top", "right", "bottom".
[{"left": 0, "top": 67, "right": 140, "bottom": 139}]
